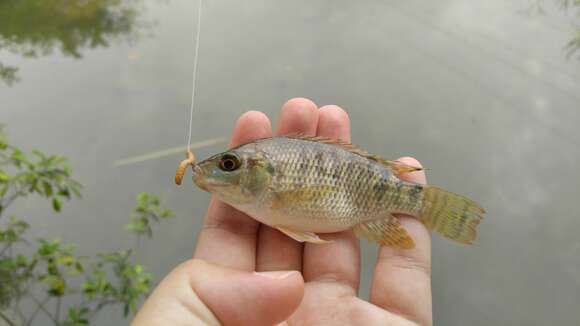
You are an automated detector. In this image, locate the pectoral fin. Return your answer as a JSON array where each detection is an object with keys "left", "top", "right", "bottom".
[
  {"left": 275, "top": 226, "right": 331, "bottom": 244},
  {"left": 353, "top": 216, "right": 415, "bottom": 249}
]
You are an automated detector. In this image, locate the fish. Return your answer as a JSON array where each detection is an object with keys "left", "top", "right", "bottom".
[{"left": 187, "top": 135, "right": 485, "bottom": 249}]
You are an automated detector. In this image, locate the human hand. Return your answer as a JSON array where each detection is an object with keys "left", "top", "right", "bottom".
[{"left": 132, "top": 98, "right": 432, "bottom": 325}]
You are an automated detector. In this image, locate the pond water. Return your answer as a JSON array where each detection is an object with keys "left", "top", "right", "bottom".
[{"left": 1, "top": 0, "right": 579, "bottom": 325}]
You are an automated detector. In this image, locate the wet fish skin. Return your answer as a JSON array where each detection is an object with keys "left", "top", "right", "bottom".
[{"left": 191, "top": 135, "right": 484, "bottom": 248}]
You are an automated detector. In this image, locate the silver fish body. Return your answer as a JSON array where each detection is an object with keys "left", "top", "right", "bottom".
[{"left": 192, "top": 136, "right": 484, "bottom": 248}]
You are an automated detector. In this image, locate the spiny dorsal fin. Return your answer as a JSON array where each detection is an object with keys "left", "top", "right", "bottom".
[
  {"left": 372, "top": 158, "right": 423, "bottom": 176},
  {"left": 284, "top": 133, "right": 362, "bottom": 152},
  {"left": 284, "top": 134, "right": 423, "bottom": 177}
]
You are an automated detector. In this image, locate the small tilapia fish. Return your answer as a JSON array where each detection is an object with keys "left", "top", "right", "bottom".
[{"left": 190, "top": 135, "right": 484, "bottom": 248}]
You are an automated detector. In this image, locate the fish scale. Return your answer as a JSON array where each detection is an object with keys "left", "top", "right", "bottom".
[
  {"left": 191, "top": 135, "right": 485, "bottom": 248},
  {"left": 258, "top": 137, "right": 397, "bottom": 223}
]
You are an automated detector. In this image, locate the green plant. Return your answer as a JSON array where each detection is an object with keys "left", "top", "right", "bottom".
[{"left": 0, "top": 125, "right": 174, "bottom": 325}]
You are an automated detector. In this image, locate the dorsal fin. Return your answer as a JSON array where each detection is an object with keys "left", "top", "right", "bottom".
[
  {"left": 370, "top": 157, "right": 423, "bottom": 175},
  {"left": 283, "top": 134, "right": 423, "bottom": 177},
  {"left": 285, "top": 133, "right": 364, "bottom": 153}
]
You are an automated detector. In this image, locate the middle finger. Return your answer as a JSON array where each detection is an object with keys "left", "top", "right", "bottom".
[
  {"left": 301, "top": 105, "right": 361, "bottom": 293},
  {"left": 256, "top": 98, "right": 319, "bottom": 272}
]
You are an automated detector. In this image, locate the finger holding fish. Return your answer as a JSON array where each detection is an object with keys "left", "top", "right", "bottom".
[
  {"left": 370, "top": 156, "right": 433, "bottom": 326},
  {"left": 175, "top": 100, "right": 484, "bottom": 326},
  {"left": 256, "top": 98, "right": 320, "bottom": 272},
  {"left": 189, "top": 125, "right": 483, "bottom": 251},
  {"left": 300, "top": 104, "right": 361, "bottom": 294},
  {"left": 193, "top": 111, "right": 272, "bottom": 271},
  {"left": 186, "top": 103, "right": 484, "bottom": 264}
]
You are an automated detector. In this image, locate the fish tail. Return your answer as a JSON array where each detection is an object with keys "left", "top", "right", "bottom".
[{"left": 418, "top": 186, "right": 485, "bottom": 244}]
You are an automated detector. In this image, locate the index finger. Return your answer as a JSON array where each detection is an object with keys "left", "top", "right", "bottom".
[
  {"left": 194, "top": 111, "right": 273, "bottom": 271},
  {"left": 370, "top": 157, "right": 432, "bottom": 326}
]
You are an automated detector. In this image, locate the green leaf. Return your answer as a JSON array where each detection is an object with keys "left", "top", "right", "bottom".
[
  {"left": 136, "top": 192, "right": 149, "bottom": 206},
  {"left": 70, "top": 183, "right": 82, "bottom": 198},
  {"left": 31, "top": 149, "right": 46, "bottom": 161},
  {"left": 41, "top": 275, "right": 66, "bottom": 296},
  {"left": 0, "top": 171, "right": 9, "bottom": 182},
  {"left": 37, "top": 238, "right": 61, "bottom": 257},
  {"left": 42, "top": 181, "right": 53, "bottom": 197},
  {"left": 15, "top": 255, "right": 28, "bottom": 267},
  {"left": 66, "top": 307, "right": 89, "bottom": 325},
  {"left": 58, "top": 187, "right": 71, "bottom": 199},
  {"left": 52, "top": 198, "right": 62, "bottom": 212},
  {"left": 56, "top": 255, "right": 75, "bottom": 266},
  {"left": 126, "top": 192, "right": 175, "bottom": 237},
  {"left": 160, "top": 209, "right": 174, "bottom": 219},
  {"left": 75, "top": 261, "right": 83, "bottom": 273},
  {"left": 11, "top": 148, "right": 27, "bottom": 166}
]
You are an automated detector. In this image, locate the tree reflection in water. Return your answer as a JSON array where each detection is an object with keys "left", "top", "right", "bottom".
[
  {"left": 558, "top": 0, "right": 580, "bottom": 57},
  {"left": 1, "top": 0, "right": 579, "bottom": 87},
  {"left": 0, "top": 0, "right": 143, "bottom": 86},
  {"left": 528, "top": 0, "right": 580, "bottom": 58}
]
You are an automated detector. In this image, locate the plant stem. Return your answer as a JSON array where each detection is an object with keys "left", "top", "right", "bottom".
[
  {"left": 86, "top": 299, "right": 119, "bottom": 321},
  {"left": 0, "top": 243, "right": 10, "bottom": 256},
  {"left": 55, "top": 297, "right": 61, "bottom": 323},
  {"left": 0, "top": 184, "right": 28, "bottom": 217},
  {"left": 1, "top": 188, "right": 27, "bottom": 211},
  {"left": 15, "top": 307, "right": 26, "bottom": 326},
  {"left": 0, "top": 310, "right": 16, "bottom": 326},
  {"left": 14, "top": 289, "right": 27, "bottom": 325},
  {"left": 30, "top": 296, "right": 59, "bottom": 325},
  {"left": 26, "top": 296, "right": 51, "bottom": 326}
]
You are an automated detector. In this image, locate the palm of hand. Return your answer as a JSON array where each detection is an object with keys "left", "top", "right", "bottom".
[{"left": 194, "top": 99, "right": 432, "bottom": 326}]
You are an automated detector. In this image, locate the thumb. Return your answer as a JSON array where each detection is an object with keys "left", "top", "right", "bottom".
[{"left": 132, "top": 259, "right": 304, "bottom": 326}]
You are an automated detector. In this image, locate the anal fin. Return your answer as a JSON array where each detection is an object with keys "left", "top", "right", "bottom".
[
  {"left": 353, "top": 216, "right": 415, "bottom": 249},
  {"left": 275, "top": 226, "right": 331, "bottom": 244}
]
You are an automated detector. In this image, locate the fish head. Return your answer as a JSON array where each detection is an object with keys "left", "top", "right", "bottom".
[{"left": 193, "top": 145, "right": 274, "bottom": 205}]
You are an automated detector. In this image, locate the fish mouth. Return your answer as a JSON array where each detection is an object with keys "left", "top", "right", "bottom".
[
  {"left": 191, "top": 165, "right": 208, "bottom": 191},
  {"left": 192, "top": 164, "right": 203, "bottom": 175},
  {"left": 192, "top": 165, "right": 229, "bottom": 191}
]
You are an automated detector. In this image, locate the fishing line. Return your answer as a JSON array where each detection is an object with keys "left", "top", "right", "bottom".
[{"left": 186, "top": 0, "right": 203, "bottom": 148}]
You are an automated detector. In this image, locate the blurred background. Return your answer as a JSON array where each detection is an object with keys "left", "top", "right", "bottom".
[{"left": 1, "top": 0, "right": 579, "bottom": 324}]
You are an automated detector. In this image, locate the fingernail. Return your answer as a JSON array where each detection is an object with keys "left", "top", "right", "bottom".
[{"left": 254, "top": 270, "right": 299, "bottom": 280}]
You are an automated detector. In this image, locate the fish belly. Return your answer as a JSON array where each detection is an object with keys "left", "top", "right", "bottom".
[{"left": 232, "top": 203, "right": 355, "bottom": 233}]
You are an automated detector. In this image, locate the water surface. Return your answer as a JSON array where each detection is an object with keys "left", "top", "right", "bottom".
[{"left": 1, "top": 0, "right": 579, "bottom": 324}]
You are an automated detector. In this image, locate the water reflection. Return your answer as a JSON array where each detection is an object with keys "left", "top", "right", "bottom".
[
  {"left": 559, "top": 1, "right": 580, "bottom": 57},
  {"left": 528, "top": 0, "right": 580, "bottom": 58},
  {"left": 0, "top": 0, "right": 144, "bottom": 86}
]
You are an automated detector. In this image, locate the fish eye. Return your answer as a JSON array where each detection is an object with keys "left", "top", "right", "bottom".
[{"left": 219, "top": 154, "right": 241, "bottom": 172}]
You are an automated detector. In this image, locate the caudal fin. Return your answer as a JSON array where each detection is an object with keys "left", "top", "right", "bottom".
[{"left": 419, "top": 186, "right": 485, "bottom": 244}]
